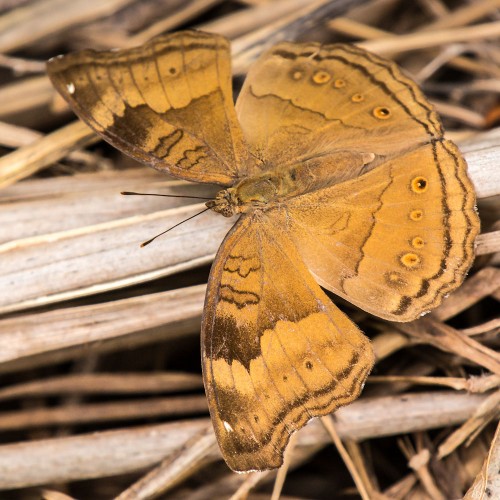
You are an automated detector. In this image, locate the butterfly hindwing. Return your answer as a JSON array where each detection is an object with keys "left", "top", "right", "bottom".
[
  {"left": 236, "top": 42, "right": 444, "bottom": 182},
  {"left": 201, "top": 214, "right": 374, "bottom": 471},
  {"left": 235, "top": 40, "right": 478, "bottom": 322},
  {"left": 280, "top": 140, "right": 479, "bottom": 321}
]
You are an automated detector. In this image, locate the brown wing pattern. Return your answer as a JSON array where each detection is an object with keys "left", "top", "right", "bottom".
[
  {"left": 201, "top": 214, "right": 374, "bottom": 471},
  {"left": 47, "top": 31, "right": 251, "bottom": 186},
  {"left": 236, "top": 42, "right": 444, "bottom": 182},
  {"left": 280, "top": 140, "right": 479, "bottom": 321},
  {"left": 47, "top": 31, "right": 479, "bottom": 473}
]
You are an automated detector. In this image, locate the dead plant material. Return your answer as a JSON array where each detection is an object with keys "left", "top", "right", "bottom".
[{"left": 0, "top": 1, "right": 498, "bottom": 498}]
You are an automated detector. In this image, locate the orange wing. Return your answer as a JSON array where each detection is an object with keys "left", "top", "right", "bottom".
[
  {"left": 48, "top": 31, "right": 253, "bottom": 186},
  {"left": 279, "top": 140, "right": 479, "bottom": 321},
  {"left": 201, "top": 214, "right": 374, "bottom": 472},
  {"left": 236, "top": 42, "right": 443, "bottom": 183}
]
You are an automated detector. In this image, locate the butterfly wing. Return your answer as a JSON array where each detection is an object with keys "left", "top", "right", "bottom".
[
  {"left": 235, "top": 41, "right": 478, "bottom": 321},
  {"left": 235, "top": 42, "right": 443, "bottom": 182},
  {"left": 278, "top": 140, "right": 479, "bottom": 322},
  {"left": 47, "top": 31, "right": 251, "bottom": 186},
  {"left": 201, "top": 213, "right": 374, "bottom": 472}
]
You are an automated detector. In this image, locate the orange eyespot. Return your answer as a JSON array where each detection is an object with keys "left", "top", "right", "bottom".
[
  {"left": 333, "top": 78, "right": 346, "bottom": 88},
  {"left": 400, "top": 253, "right": 421, "bottom": 268},
  {"left": 291, "top": 70, "right": 303, "bottom": 80},
  {"left": 385, "top": 272, "right": 406, "bottom": 287},
  {"left": 351, "top": 93, "right": 364, "bottom": 102},
  {"left": 312, "top": 70, "right": 331, "bottom": 84},
  {"left": 411, "top": 236, "right": 425, "bottom": 249},
  {"left": 409, "top": 209, "right": 423, "bottom": 221},
  {"left": 411, "top": 176, "right": 428, "bottom": 193},
  {"left": 373, "top": 106, "right": 391, "bottom": 119}
]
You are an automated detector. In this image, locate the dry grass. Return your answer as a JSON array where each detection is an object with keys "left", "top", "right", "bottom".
[{"left": 0, "top": 0, "right": 499, "bottom": 498}]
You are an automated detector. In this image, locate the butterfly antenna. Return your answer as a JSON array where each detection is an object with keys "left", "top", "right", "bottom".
[
  {"left": 121, "top": 191, "right": 212, "bottom": 200},
  {"left": 140, "top": 206, "right": 212, "bottom": 247}
]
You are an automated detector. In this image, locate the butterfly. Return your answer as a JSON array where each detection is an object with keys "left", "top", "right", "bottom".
[{"left": 47, "top": 30, "right": 479, "bottom": 472}]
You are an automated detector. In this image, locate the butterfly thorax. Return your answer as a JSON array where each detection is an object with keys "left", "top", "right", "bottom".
[{"left": 207, "top": 167, "right": 307, "bottom": 217}]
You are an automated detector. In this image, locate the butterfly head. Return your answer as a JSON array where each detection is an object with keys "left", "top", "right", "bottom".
[{"left": 206, "top": 189, "right": 239, "bottom": 217}]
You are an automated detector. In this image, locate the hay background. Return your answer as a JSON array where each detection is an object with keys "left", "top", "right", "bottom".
[{"left": 0, "top": 0, "right": 499, "bottom": 498}]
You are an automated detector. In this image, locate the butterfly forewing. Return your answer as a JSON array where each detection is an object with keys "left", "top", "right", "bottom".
[
  {"left": 47, "top": 31, "right": 252, "bottom": 186},
  {"left": 202, "top": 214, "right": 374, "bottom": 471}
]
